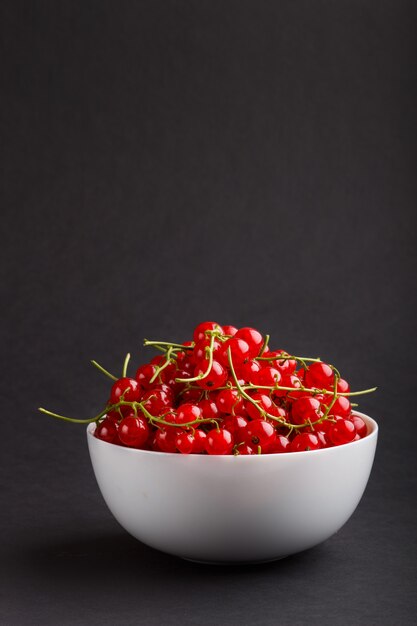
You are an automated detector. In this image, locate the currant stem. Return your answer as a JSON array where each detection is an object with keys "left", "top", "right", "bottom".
[
  {"left": 38, "top": 405, "right": 115, "bottom": 424},
  {"left": 175, "top": 333, "right": 216, "bottom": 383},
  {"left": 122, "top": 353, "right": 131, "bottom": 378},
  {"left": 227, "top": 347, "right": 290, "bottom": 428},
  {"left": 258, "top": 334, "right": 270, "bottom": 357},
  {"left": 144, "top": 340, "right": 194, "bottom": 350},
  {"left": 90, "top": 360, "right": 118, "bottom": 381},
  {"left": 149, "top": 346, "right": 173, "bottom": 384}
]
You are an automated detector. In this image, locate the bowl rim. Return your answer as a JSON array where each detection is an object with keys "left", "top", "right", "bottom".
[{"left": 87, "top": 411, "right": 378, "bottom": 459}]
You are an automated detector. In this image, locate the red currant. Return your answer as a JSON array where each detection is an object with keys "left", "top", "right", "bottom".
[
  {"left": 325, "top": 395, "right": 351, "bottom": 418},
  {"left": 205, "top": 428, "right": 233, "bottom": 455},
  {"left": 193, "top": 321, "right": 222, "bottom": 343},
  {"left": 290, "top": 396, "right": 321, "bottom": 425},
  {"left": 118, "top": 415, "right": 149, "bottom": 448},
  {"left": 95, "top": 418, "right": 118, "bottom": 443},
  {"left": 251, "top": 366, "right": 281, "bottom": 387},
  {"left": 329, "top": 418, "right": 356, "bottom": 445},
  {"left": 304, "top": 362, "right": 335, "bottom": 390},
  {"left": 243, "top": 419, "right": 276, "bottom": 448},
  {"left": 216, "top": 388, "right": 244, "bottom": 414},
  {"left": 176, "top": 403, "right": 202, "bottom": 425},
  {"left": 235, "top": 327, "right": 264, "bottom": 358},
  {"left": 194, "top": 359, "right": 228, "bottom": 390},
  {"left": 222, "top": 325, "right": 238, "bottom": 336},
  {"left": 110, "top": 377, "right": 141, "bottom": 406},
  {"left": 350, "top": 414, "right": 367, "bottom": 438},
  {"left": 290, "top": 432, "right": 321, "bottom": 452}
]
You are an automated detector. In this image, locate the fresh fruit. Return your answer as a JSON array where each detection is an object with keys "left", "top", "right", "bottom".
[{"left": 39, "top": 322, "right": 377, "bottom": 455}]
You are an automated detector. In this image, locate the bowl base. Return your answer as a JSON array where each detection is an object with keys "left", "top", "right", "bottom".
[{"left": 182, "top": 555, "right": 289, "bottom": 566}]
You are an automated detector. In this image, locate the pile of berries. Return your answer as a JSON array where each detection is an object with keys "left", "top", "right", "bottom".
[{"left": 40, "top": 322, "right": 376, "bottom": 455}]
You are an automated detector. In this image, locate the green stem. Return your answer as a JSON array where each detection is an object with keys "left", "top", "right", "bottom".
[
  {"left": 144, "top": 339, "right": 194, "bottom": 350},
  {"left": 175, "top": 333, "right": 215, "bottom": 383},
  {"left": 149, "top": 346, "right": 173, "bottom": 384},
  {"left": 90, "top": 360, "right": 118, "bottom": 381},
  {"left": 122, "top": 353, "right": 131, "bottom": 378},
  {"left": 258, "top": 334, "right": 270, "bottom": 357},
  {"left": 38, "top": 405, "right": 116, "bottom": 424}
]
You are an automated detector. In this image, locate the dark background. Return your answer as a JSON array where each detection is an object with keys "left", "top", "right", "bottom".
[{"left": 1, "top": 1, "right": 416, "bottom": 624}]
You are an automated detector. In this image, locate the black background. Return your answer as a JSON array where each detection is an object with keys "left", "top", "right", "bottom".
[{"left": 1, "top": 1, "right": 416, "bottom": 624}]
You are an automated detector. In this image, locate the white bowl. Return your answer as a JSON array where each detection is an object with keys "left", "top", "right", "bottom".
[{"left": 87, "top": 412, "right": 378, "bottom": 563}]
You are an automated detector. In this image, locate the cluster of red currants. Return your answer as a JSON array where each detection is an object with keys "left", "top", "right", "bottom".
[{"left": 40, "top": 322, "right": 376, "bottom": 455}]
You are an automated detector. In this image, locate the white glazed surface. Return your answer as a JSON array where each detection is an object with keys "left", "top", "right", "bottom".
[{"left": 87, "top": 412, "right": 378, "bottom": 563}]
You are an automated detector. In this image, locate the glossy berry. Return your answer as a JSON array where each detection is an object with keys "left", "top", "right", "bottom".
[
  {"left": 236, "top": 359, "right": 261, "bottom": 383},
  {"left": 291, "top": 397, "right": 321, "bottom": 425},
  {"left": 193, "top": 321, "right": 222, "bottom": 343},
  {"left": 118, "top": 415, "right": 149, "bottom": 448},
  {"left": 329, "top": 418, "right": 356, "bottom": 445},
  {"left": 289, "top": 432, "right": 321, "bottom": 453},
  {"left": 337, "top": 378, "right": 350, "bottom": 394},
  {"left": 135, "top": 364, "right": 159, "bottom": 389},
  {"left": 176, "top": 403, "right": 202, "bottom": 425},
  {"left": 350, "top": 414, "right": 367, "bottom": 438},
  {"left": 175, "top": 432, "right": 195, "bottom": 454},
  {"left": 326, "top": 395, "right": 351, "bottom": 418},
  {"left": 304, "top": 362, "right": 335, "bottom": 390},
  {"left": 236, "top": 443, "right": 256, "bottom": 455},
  {"left": 251, "top": 366, "right": 281, "bottom": 387},
  {"left": 95, "top": 418, "right": 118, "bottom": 443},
  {"left": 222, "top": 325, "right": 238, "bottom": 336},
  {"left": 220, "top": 337, "right": 251, "bottom": 366},
  {"left": 216, "top": 388, "right": 244, "bottom": 415},
  {"left": 194, "top": 359, "right": 228, "bottom": 390},
  {"left": 268, "top": 434, "right": 290, "bottom": 453},
  {"left": 198, "top": 398, "right": 220, "bottom": 420},
  {"left": 192, "top": 429, "right": 207, "bottom": 453},
  {"left": 243, "top": 419, "right": 276, "bottom": 448},
  {"left": 235, "top": 327, "right": 264, "bottom": 358},
  {"left": 110, "top": 377, "right": 141, "bottom": 406},
  {"left": 205, "top": 428, "right": 233, "bottom": 455},
  {"left": 245, "top": 393, "right": 274, "bottom": 420}
]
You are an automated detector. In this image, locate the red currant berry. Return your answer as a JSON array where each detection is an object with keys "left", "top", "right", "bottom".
[
  {"left": 291, "top": 396, "right": 321, "bottom": 425},
  {"left": 268, "top": 434, "right": 290, "bottom": 453},
  {"left": 251, "top": 366, "right": 281, "bottom": 387},
  {"left": 236, "top": 359, "right": 261, "bottom": 383},
  {"left": 329, "top": 418, "right": 356, "bottom": 445},
  {"left": 337, "top": 378, "right": 350, "bottom": 394},
  {"left": 135, "top": 365, "right": 159, "bottom": 389},
  {"left": 243, "top": 419, "right": 276, "bottom": 448},
  {"left": 95, "top": 418, "right": 118, "bottom": 443},
  {"left": 110, "top": 377, "right": 141, "bottom": 405},
  {"left": 198, "top": 398, "right": 220, "bottom": 419},
  {"left": 205, "top": 428, "right": 234, "bottom": 455},
  {"left": 236, "top": 443, "right": 256, "bottom": 455},
  {"left": 192, "top": 429, "right": 207, "bottom": 453},
  {"left": 222, "top": 325, "right": 238, "bottom": 336},
  {"left": 118, "top": 416, "right": 149, "bottom": 448},
  {"left": 175, "top": 432, "right": 194, "bottom": 454},
  {"left": 215, "top": 388, "right": 244, "bottom": 415},
  {"left": 222, "top": 414, "right": 249, "bottom": 439},
  {"left": 141, "top": 389, "right": 172, "bottom": 414},
  {"left": 245, "top": 393, "right": 273, "bottom": 420},
  {"left": 154, "top": 428, "right": 182, "bottom": 452},
  {"left": 194, "top": 359, "right": 228, "bottom": 390},
  {"left": 193, "top": 321, "right": 222, "bottom": 343},
  {"left": 304, "top": 362, "right": 335, "bottom": 390},
  {"left": 220, "top": 337, "right": 251, "bottom": 366},
  {"left": 180, "top": 387, "right": 204, "bottom": 404},
  {"left": 326, "top": 395, "right": 351, "bottom": 418},
  {"left": 350, "top": 415, "right": 367, "bottom": 438},
  {"left": 289, "top": 432, "right": 321, "bottom": 452},
  {"left": 176, "top": 403, "right": 202, "bottom": 425},
  {"left": 235, "top": 327, "right": 264, "bottom": 358}
]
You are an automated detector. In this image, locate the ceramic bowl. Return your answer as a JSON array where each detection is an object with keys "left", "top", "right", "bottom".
[{"left": 87, "top": 411, "right": 378, "bottom": 563}]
